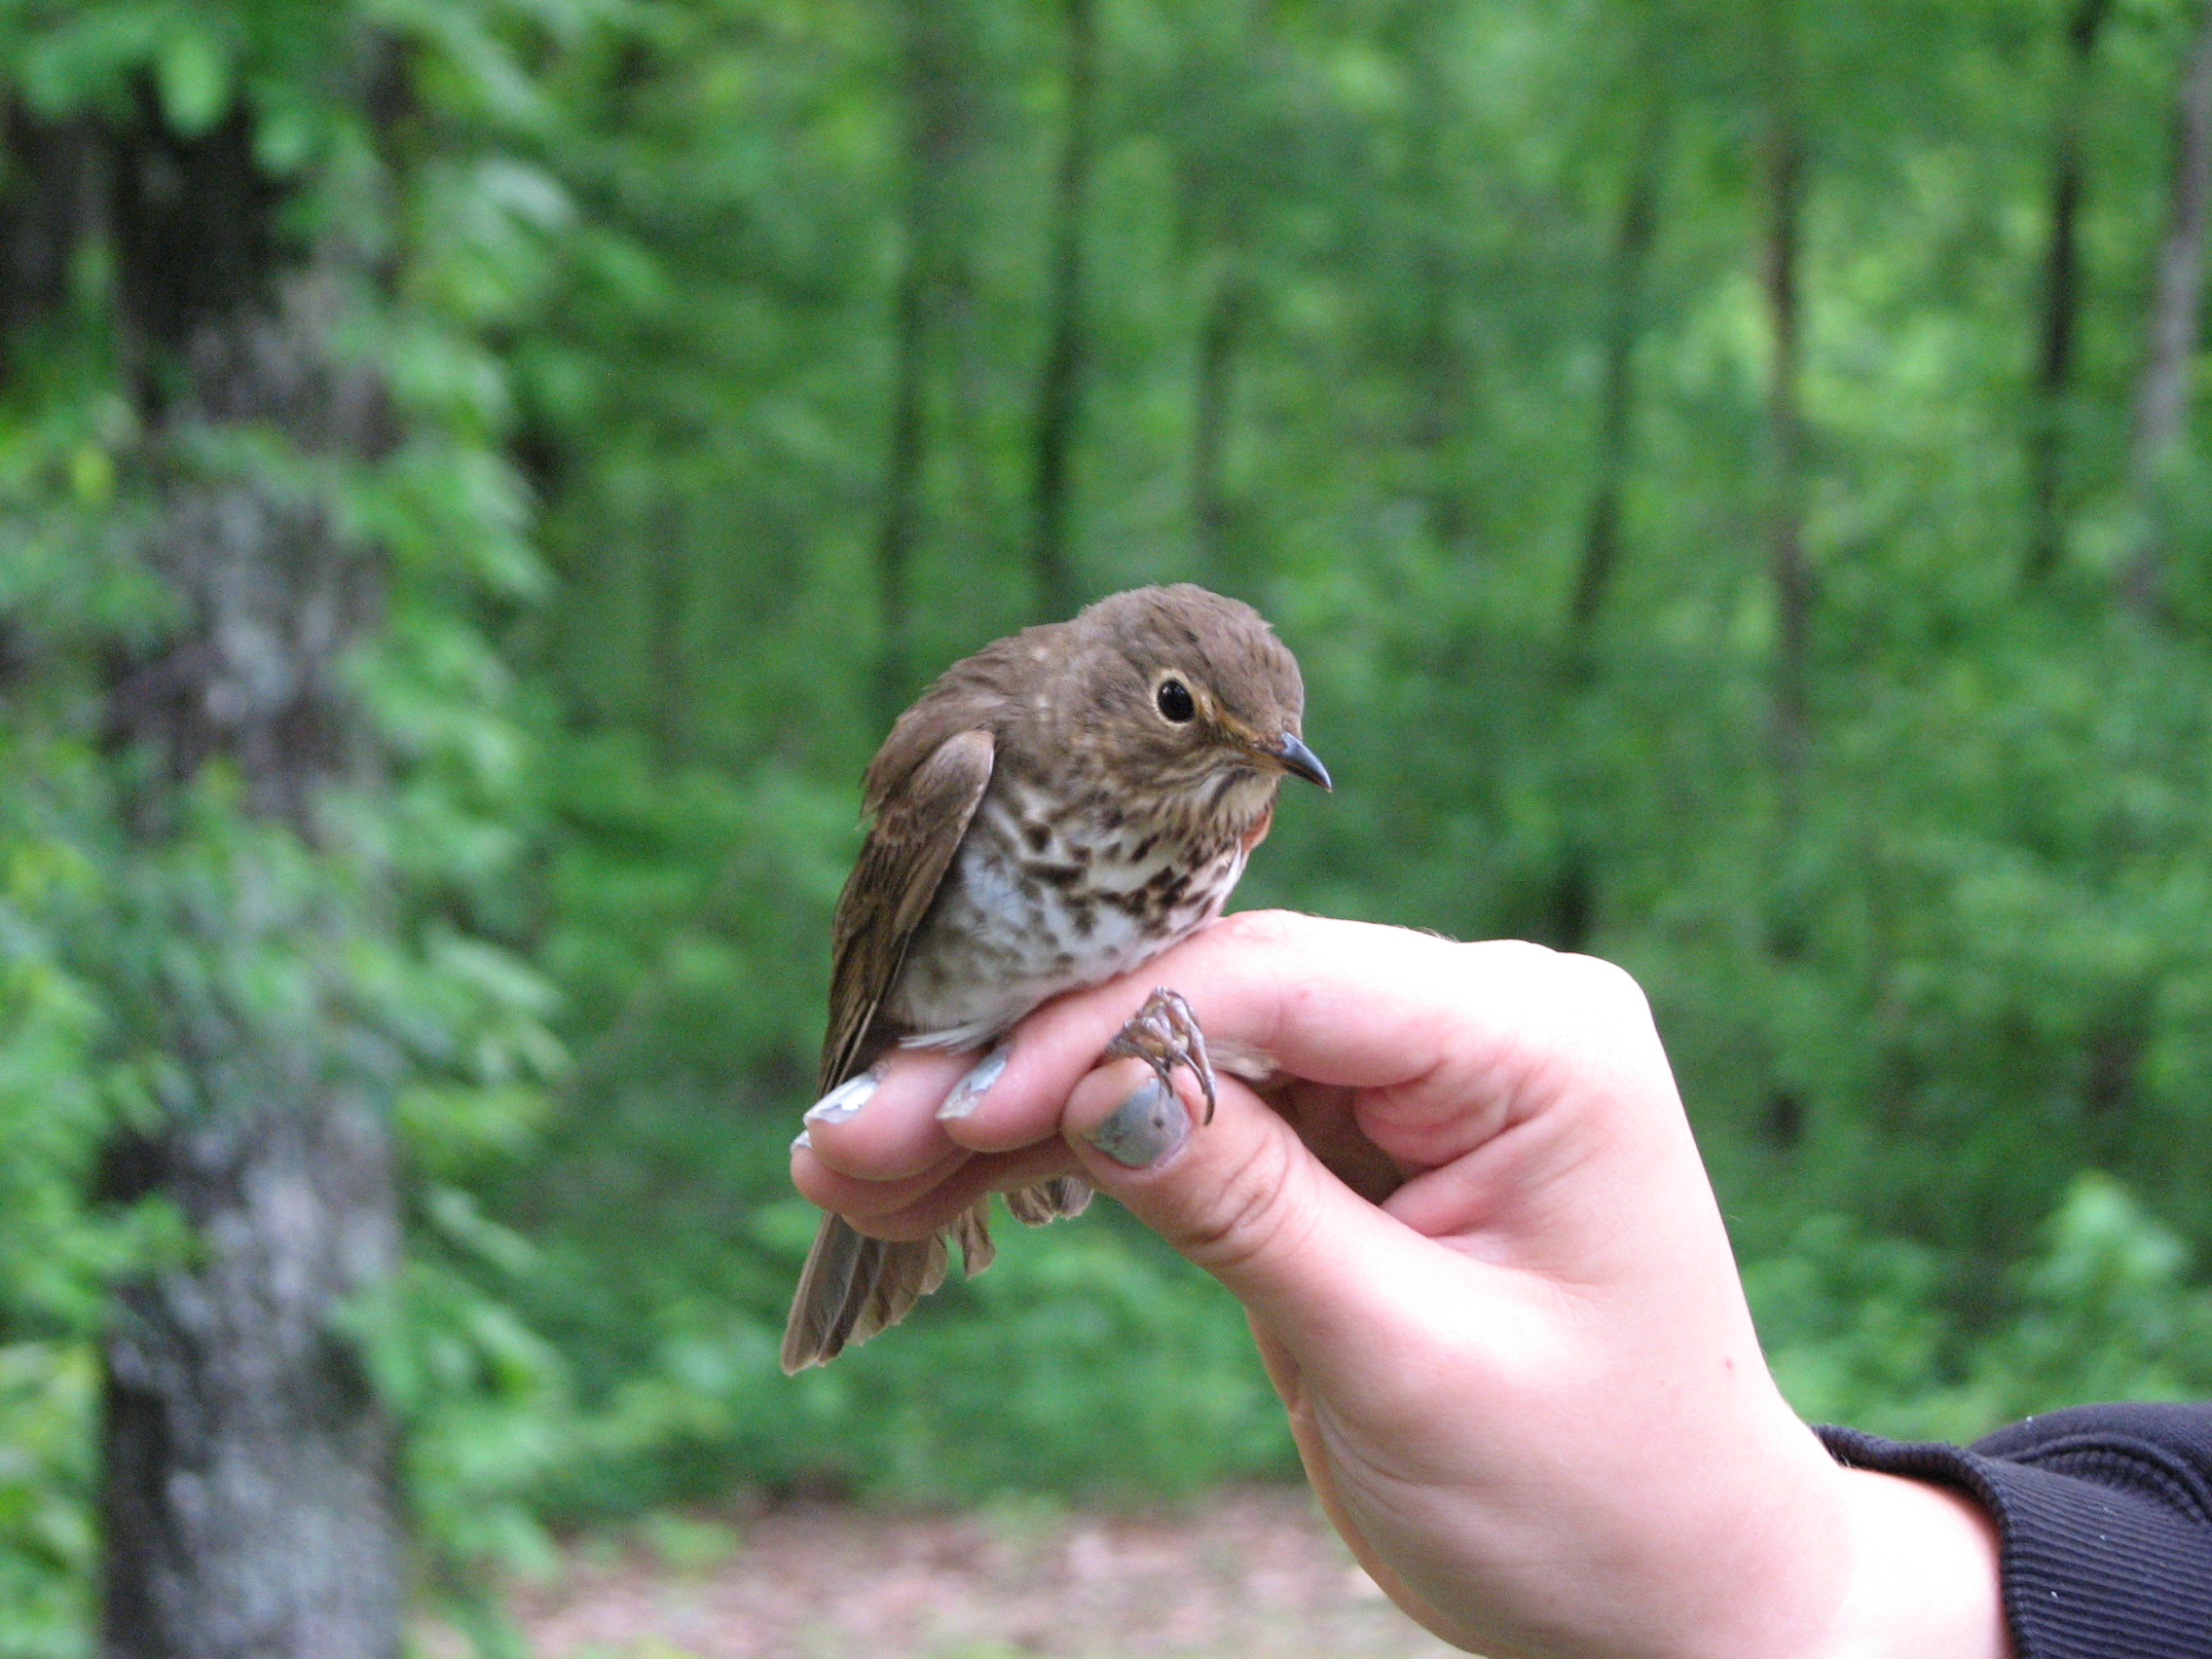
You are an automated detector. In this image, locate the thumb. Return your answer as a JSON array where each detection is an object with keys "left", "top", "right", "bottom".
[{"left": 1061, "top": 1056, "right": 1418, "bottom": 1358}]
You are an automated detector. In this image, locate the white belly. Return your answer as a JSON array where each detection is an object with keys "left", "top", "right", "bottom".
[{"left": 886, "top": 792, "right": 1248, "bottom": 1051}]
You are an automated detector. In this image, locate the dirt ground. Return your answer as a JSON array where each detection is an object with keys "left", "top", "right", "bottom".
[{"left": 507, "top": 1485, "right": 1462, "bottom": 1659}]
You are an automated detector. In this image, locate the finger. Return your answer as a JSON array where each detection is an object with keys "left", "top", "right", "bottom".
[
  {"left": 1274, "top": 1083, "right": 1408, "bottom": 1202},
  {"left": 857, "top": 1141, "right": 1085, "bottom": 1238},
  {"left": 792, "top": 1139, "right": 968, "bottom": 1221},
  {"left": 792, "top": 1140, "right": 1081, "bottom": 1238},
  {"left": 799, "top": 1046, "right": 977, "bottom": 1182},
  {"left": 1059, "top": 1055, "right": 1501, "bottom": 1371},
  {"left": 938, "top": 912, "right": 1568, "bottom": 1161}
]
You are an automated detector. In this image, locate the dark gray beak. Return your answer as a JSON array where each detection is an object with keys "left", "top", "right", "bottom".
[{"left": 1273, "top": 732, "right": 1332, "bottom": 792}]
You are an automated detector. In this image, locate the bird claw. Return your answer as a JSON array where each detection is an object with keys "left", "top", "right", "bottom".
[{"left": 1103, "top": 987, "right": 1218, "bottom": 1125}]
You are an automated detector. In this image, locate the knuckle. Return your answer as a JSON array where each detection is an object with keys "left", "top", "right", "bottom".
[
  {"left": 1560, "top": 952, "right": 1652, "bottom": 1022},
  {"left": 1454, "top": 937, "right": 1560, "bottom": 998},
  {"left": 1479, "top": 936, "right": 1562, "bottom": 974},
  {"left": 1459, "top": 941, "right": 1657, "bottom": 1049}
]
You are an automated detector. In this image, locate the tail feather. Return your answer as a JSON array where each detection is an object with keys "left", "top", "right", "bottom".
[
  {"left": 782, "top": 1179, "right": 1093, "bottom": 1372},
  {"left": 781, "top": 1201, "right": 987, "bottom": 1373},
  {"left": 1005, "top": 1175, "right": 1092, "bottom": 1225},
  {"left": 948, "top": 1200, "right": 996, "bottom": 1276}
]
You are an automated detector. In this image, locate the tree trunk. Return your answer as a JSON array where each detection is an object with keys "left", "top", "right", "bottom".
[
  {"left": 100, "top": 1105, "right": 400, "bottom": 1659},
  {"left": 1569, "top": 107, "right": 1665, "bottom": 646},
  {"left": 1412, "top": 249, "right": 1467, "bottom": 555},
  {"left": 2121, "top": 0, "right": 2212, "bottom": 615},
  {"left": 872, "top": 0, "right": 963, "bottom": 724},
  {"left": 53, "top": 90, "right": 405, "bottom": 1659},
  {"left": 2027, "top": 0, "right": 2114, "bottom": 581},
  {"left": 1762, "top": 95, "right": 1811, "bottom": 770},
  {"left": 1029, "top": 0, "right": 1097, "bottom": 622},
  {"left": 1189, "top": 246, "right": 1243, "bottom": 586},
  {"left": 875, "top": 225, "right": 930, "bottom": 727},
  {"left": 648, "top": 526, "right": 689, "bottom": 767},
  {"left": 1400, "top": 28, "right": 1468, "bottom": 559}
]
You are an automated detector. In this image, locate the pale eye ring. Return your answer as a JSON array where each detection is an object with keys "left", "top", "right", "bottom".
[{"left": 1155, "top": 678, "right": 1196, "bottom": 722}]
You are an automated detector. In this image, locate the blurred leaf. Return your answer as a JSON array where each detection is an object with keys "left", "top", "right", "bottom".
[{"left": 155, "top": 28, "right": 231, "bottom": 135}]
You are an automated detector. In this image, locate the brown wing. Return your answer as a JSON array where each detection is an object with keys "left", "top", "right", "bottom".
[{"left": 818, "top": 726, "right": 996, "bottom": 1092}]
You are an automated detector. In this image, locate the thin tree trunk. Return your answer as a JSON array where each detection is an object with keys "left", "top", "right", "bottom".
[
  {"left": 1552, "top": 85, "right": 1665, "bottom": 954},
  {"left": 1401, "top": 37, "right": 1467, "bottom": 558},
  {"left": 1763, "top": 102, "right": 1811, "bottom": 768},
  {"left": 2121, "top": 0, "right": 2212, "bottom": 615},
  {"left": 1569, "top": 108, "right": 1665, "bottom": 645},
  {"left": 1029, "top": 0, "right": 1097, "bottom": 621},
  {"left": 1413, "top": 254, "right": 1467, "bottom": 553},
  {"left": 875, "top": 237, "right": 929, "bottom": 726},
  {"left": 1189, "top": 246, "right": 1243, "bottom": 585},
  {"left": 53, "top": 87, "right": 405, "bottom": 1659},
  {"left": 873, "top": 0, "right": 961, "bottom": 723},
  {"left": 943, "top": 271, "right": 995, "bottom": 555},
  {"left": 648, "top": 530, "right": 688, "bottom": 767},
  {"left": 2027, "top": 0, "right": 2114, "bottom": 581}
]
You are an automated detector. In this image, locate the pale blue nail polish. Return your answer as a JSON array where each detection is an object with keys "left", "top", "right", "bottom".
[
  {"left": 937, "top": 1047, "right": 1010, "bottom": 1121},
  {"left": 804, "top": 1067, "right": 881, "bottom": 1125},
  {"left": 792, "top": 1129, "right": 812, "bottom": 1152},
  {"left": 1084, "top": 1077, "right": 1188, "bottom": 1168}
]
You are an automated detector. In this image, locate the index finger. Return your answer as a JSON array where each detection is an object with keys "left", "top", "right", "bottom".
[{"left": 937, "top": 910, "right": 1591, "bottom": 1163}]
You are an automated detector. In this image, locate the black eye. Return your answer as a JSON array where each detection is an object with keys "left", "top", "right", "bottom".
[{"left": 1156, "top": 678, "right": 1196, "bottom": 722}]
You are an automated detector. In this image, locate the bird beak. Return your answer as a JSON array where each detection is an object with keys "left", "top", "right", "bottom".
[{"left": 1272, "top": 732, "right": 1332, "bottom": 792}]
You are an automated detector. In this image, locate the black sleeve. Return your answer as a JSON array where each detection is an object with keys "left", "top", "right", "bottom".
[{"left": 1818, "top": 1404, "right": 2212, "bottom": 1658}]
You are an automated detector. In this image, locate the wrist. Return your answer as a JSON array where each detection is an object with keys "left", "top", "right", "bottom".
[{"left": 1817, "top": 1468, "right": 2010, "bottom": 1659}]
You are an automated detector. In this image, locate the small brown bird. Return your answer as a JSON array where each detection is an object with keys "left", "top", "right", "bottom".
[{"left": 780, "top": 584, "right": 1329, "bottom": 1372}]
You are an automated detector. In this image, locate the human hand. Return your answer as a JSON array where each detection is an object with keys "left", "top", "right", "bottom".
[{"left": 793, "top": 912, "right": 2009, "bottom": 1659}]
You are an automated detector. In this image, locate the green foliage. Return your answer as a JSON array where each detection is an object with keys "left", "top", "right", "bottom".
[
  {"left": 1753, "top": 1172, "right": 2212, "bottom": 1442},
  {"left": 0, "top": 1344, "right": 98, "bottom": 1659},
  {"left": 478, "top": 0, "right": 2212, "bottom": 1526},
  {"left": 750, "top": 1202, "right": 1291, "bottom": 1502},
  {"left": 6, "top": 0, "right": 2212, "bottom": 1647},
  {"left": 542, "top": 1195, "right": 1290, "bottom": 1510}
]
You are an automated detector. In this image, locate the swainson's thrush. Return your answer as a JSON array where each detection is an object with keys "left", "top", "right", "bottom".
[{"left": 780, "top": 584, "right": 1329, "bottom": 1372}]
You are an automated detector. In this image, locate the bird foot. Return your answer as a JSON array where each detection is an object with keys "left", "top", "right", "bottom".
[{"left": 1104, "top": 987, "right": 1218, "bottom": 1124}]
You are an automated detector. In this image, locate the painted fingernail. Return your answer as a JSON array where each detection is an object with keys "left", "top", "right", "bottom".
[
  {"left": 937, "top": 1047, "right": 1010, "bottom": 1121},
  {"left": 792, "top": 1129, "right": 812, "bottom": 1153},
  {"left": 804, "top": 1067, "right": 882, "bottom": 1125},
  {"left": 1083, "top": 1077, "right": 1188, "bottom": 1169}
]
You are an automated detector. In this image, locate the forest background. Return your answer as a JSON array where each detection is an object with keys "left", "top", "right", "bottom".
[{"left": 3, "top": 0, "right": 2212, "bottom": 1651}]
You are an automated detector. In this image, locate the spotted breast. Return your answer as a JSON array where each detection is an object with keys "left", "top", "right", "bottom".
[{"left": 888, "top": 771, "right": 1263, "bottom": 1053}]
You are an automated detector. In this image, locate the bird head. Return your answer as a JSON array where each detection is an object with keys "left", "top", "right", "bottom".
[{"left": 1068, "top": 584, "right": 1330, "bottom": 809}]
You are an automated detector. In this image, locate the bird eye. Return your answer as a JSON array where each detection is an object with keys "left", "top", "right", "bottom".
[{"left": 1156, "top": 678, "right": 1196, "bottom": 722}]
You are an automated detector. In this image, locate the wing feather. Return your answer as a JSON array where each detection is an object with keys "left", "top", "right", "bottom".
[
  {"left": 818, "top": 728, "right": 996, "bottom": 1092},
  {"left": 781, "top": 728, "right": 998, "bottom": 1375}
]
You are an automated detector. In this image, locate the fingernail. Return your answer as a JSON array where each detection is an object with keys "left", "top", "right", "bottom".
[
  {"left": 937, "top": 1047, "right": 1010, "bottom": 1121},
  {"left": 1083, "top": 1077, "right": 1188, "bottom": 1169},
  {"left": 792, "top": 1129, "right": 811, "bottom": 1153},
  {"left": 804, "top": 1067, "right": 882, "bottom": 1125}
]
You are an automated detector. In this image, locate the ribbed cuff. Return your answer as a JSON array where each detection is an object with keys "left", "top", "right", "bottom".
[{"left": 1819, "top": 1420, "right": 2212, "bottom": 1659}]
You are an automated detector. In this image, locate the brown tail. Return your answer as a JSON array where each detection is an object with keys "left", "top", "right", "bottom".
[
  {"left": 780, "top": 1202, "right": 977, "bottom": 1373},
  {"left": 1004, "top": 1175, "right": 1092, "bottom": 1226},
  {"left": 779, "top": 1179, "right": 1092, "bottom": 1371}
]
